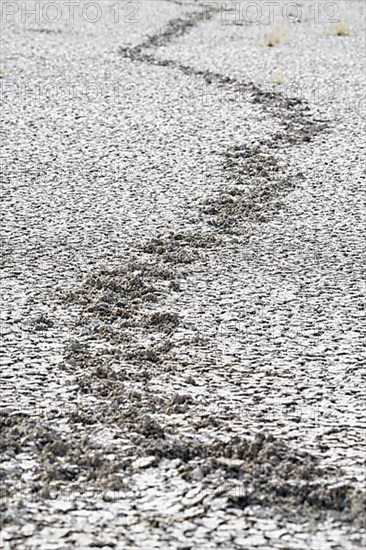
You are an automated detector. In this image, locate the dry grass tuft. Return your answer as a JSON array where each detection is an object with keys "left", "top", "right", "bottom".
[
  {"left": 286, "top": 8, "right": 302, "bottom": 23},
  {"left": 330, "top": 19, "right": 350, "bottom": 36},
  {"left": 264, "top": 26, "right": 289, "bottom": 47},
  {"left": 270, "top": 74, "right": 284, "bottom": 86}
]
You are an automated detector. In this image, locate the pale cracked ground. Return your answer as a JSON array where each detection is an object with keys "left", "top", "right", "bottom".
[{"left": 1, "top": 1, "right": 365, "bottom": 549}]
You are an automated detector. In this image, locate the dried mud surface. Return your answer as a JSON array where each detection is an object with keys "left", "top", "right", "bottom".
[{"left": 1, "top": 1, "right": 365, "bottom": 548}]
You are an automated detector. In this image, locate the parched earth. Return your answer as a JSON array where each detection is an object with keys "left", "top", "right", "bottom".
[{"left": 1, "top": 1, "right": 365, "bottom": 548}]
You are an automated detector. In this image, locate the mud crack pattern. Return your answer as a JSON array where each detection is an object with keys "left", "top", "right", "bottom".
[{"left": 1, "top": 1, "right": 365, "bottom": 548}]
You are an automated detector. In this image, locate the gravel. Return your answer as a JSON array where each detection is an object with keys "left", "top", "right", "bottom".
[{"left": 1, "top": 0, "right": 365, "bottom": 548}]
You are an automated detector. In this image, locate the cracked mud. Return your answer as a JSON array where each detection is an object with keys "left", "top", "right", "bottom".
[{"left": 1, "top": 1, "right": 365, "bottom": 549}]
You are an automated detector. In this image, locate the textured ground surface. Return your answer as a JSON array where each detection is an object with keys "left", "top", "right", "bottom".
[{"left": 1, "top": 0, "right": 365, "bottom": 548}]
